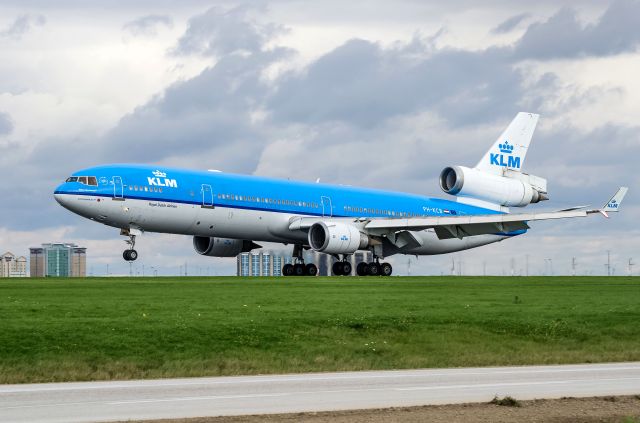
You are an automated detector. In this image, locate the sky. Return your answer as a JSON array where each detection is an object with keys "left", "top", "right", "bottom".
[{"left": 0, "top": 0, "right": 638, "bottom": 276}]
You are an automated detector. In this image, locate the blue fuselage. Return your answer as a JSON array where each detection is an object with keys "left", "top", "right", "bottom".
[{"left": 54, "top": 164, "right": 497, "bottom": 219}]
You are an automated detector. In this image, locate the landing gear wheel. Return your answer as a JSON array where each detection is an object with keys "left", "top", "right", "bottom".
[
  {"left": 293, "top": 263, "right": 306, "bottom": 277},
  {"left": 357, "top": 262, "right": 368, "bottom": 276},
  {"left": 367, "top": 262, "right": 380, "bottom": 276},
  {"left": 305, "top": 263, "right": 318, "bottom": 276},
  {"left": 282, "top": 263, "right": 294, "bottom": 276},
  {"left": 128, "top": 250, "right": 138, "bottom": 261},
  {"left": 341, "top": 261, "right": 352, "bottom": 276},
  {"left": 123, "top": 250, "right": 138, "bottom": 261},
  {"left": 380, "top": 262, "right": 393, "bottom": 276},
  {"left": 333, "top": 261, "right": 344, "bottom": 276}
]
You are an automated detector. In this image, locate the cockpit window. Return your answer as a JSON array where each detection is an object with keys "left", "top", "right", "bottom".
[{"left": 66, "top": 176, "right": 98, "bottom": 186}]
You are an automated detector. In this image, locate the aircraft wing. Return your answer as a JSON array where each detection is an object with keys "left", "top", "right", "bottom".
[{"left": 364, "top": 187, "right": 628, "bottom": 240}]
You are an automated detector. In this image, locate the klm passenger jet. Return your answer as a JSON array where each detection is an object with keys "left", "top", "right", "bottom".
[{"left": 54, "top": 113, "right": 627, "bottom": 276}]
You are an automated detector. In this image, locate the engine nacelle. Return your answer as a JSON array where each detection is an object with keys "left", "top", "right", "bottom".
[
  {"left": 439, "top": 166, "right": 547, "bottom": 207},
  {"left": 308, "top": 222, "right": 370, "bottom": 254},
  {"left": 193, "top": 236, "right": 260, "bottom": 257}
]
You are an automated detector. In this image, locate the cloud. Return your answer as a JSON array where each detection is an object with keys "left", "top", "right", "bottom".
[
  {"left": 171, "top": 5, "right": 285, "bottom": 57},
  {"left": 515, "top": 0, "right": 640, "bottom": 59},
  {"left": 491, "top": 13, "right": 531, "bottom": 34},
  {"left": 101, "top": 6, "right": 291, "bottom": 170},
  {"left": 122, "top": 14, "right": 172, "bottom": 37},
  {"left": 268, "top": 37, "right": 525, "bottom": 128},
  {"left": 0, "top": 14, "right": 46, "bottom": 39},
  {"left": 0, "top": 112, "right": 13, "bottom": 135}
]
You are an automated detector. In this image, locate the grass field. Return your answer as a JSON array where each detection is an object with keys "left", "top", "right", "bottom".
[{"left": 0, "top": 276, "right": 639, "bottom": 384}]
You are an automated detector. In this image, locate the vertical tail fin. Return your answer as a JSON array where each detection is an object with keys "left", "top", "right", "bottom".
[{"left": 475, "top": 112, "right": 539, "bottom": 174}]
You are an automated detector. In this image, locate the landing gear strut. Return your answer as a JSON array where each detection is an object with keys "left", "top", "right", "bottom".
[
  {"left": 122, "top": 231, "right": 138, "bottom": 262},
  {"left": 283, "top": 244, "right": 317, "bottom": 277}
]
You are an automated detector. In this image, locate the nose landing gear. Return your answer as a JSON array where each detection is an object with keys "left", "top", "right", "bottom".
[{"left": 121, "top": 229, "right": 138, "bottom": 262}]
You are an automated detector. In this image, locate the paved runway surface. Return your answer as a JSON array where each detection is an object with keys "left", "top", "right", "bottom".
[{"left": 2, "top": 362, "right": 640, "bottom": 423}]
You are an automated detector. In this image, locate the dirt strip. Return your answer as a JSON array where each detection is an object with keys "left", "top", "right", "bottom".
[{"left": 129, "top": 395, "right": 640, "bottom": 423}]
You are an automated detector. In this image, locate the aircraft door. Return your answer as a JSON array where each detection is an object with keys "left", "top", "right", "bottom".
[
  {"left": 112, "top": 176, "right": 124, "bottom": 201},
  {"left": 201, "top": 184, "right": 214, "bottom": 208},
  {"left": 321, "top": 196, "right": 332, "bottom": 217}
]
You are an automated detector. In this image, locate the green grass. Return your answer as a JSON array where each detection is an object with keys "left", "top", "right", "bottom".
[{"left": 0, "top": 276, "right": 639, "bottom": 383}]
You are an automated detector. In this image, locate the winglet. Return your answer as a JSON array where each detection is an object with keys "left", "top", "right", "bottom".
[{"left": 602, "top": 187, "right": 628, "bottom": 213}]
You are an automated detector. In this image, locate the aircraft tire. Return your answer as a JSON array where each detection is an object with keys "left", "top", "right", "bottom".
[
  {"left": 342, "top": 261, "right": 352, "bottom": 276},
  {"left": 381, "top": 262, "right": 393, "bottom": 276},
  {"left": 128, "top": 250, "right": 138, "bottom": 261},
  {"left": 123, "top": 250, "right": 130, "bottom": 261},
  {"left": 305, "top": 263, "right": 318, "bottom": 276},
  {"left": 332, "top": 261, "right": 344, "bottom": 276},
  {"left": 282, "top": 263, "right": 294, "bottom": 276},
  {"left": 356, "top": 262, "right": 368, "bottom": 276},
  {"left": 367, "top": 262, "right": 380, "bottom": 276},
  {"left": 293, "top": 263, "right": 306, "bottom": 277}
]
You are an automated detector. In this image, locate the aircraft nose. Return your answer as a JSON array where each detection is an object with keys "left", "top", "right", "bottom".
[{"left": 54, "top": 184, "right": 70, "bottom": 207}]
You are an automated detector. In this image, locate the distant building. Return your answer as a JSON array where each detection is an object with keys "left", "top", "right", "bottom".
[
  {"left": 29, "top": 248, "right": 45, "bottom": 277},
  {"left": 29, "top": 243, "right": 86, "bottom": 277},
  {"left": 237, "top": 251, "right": 285, "bottom": 276},
  {"left": 1, "top": 252, "right": 27, "bottom": 277}
]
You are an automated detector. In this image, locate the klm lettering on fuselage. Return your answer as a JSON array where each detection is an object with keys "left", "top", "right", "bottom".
[{"left": 147, "top": 170, "right": 178, "bottom": 188}]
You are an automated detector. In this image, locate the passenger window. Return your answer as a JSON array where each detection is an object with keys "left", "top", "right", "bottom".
[
  {"left": 144, "top": 186, "right": 149, "bottom": 192},
  {"left": 134, "top": 186, "right": 138, "bottom": 191}
]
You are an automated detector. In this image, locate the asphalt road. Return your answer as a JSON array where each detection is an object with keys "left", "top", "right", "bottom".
[{"left": 2, "top": 362, "right": 640, "bottom": 423}]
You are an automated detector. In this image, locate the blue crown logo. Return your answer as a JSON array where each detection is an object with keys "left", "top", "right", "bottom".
[{"left": 498, "top": 141, "right": 514, "bottom": 154}]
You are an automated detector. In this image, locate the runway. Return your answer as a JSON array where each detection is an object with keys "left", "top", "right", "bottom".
[{"left": 1, "top": 362, "right": 640, "bottom": 423}]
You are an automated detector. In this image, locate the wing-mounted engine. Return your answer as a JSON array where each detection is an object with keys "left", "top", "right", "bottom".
[
  {"left": 439, "top": 166, "right": 548, "bottom": 208},
  {"left": 308, "top": 222, "right": 370, "bottom": 254},
  {"left": 193, "top": 236, "right": 261, "bottom": 257}
]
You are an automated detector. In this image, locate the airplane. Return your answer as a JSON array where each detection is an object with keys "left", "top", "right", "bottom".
[{"left": 54, "top": 112, "right": 627, "bottom": 277}]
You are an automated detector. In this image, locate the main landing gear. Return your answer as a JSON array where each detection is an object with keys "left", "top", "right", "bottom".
[
  {"left": 356, "top": 257, "right": 393, "bottom": 277},
  {"left": 122, "top": 231, "right": 138, "bottom": 262},
  {"left": 281, "top": 247, "right": 393, "bottom": 277},
  {"left": 332, "top": 259, "right": 352, "bottom": 276},
  {"left": 282, "top": 244, "right": 318, "bottom": 277}
]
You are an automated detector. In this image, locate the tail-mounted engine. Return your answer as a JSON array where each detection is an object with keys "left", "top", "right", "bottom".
[{"left": 440, "top": 166, "right": 548, "bottom": 207}]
